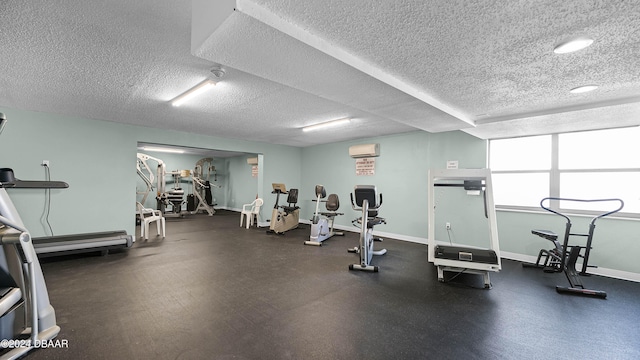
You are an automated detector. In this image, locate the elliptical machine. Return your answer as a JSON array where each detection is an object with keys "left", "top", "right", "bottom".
[
  {"left": 348, "top": 185, "right": 387, "bottom": 272},
  {"left": 305, "top": 185, "right": 344, "bottom": 246},
  {"left": 267, "top": 183, "right": 300, "bottom": 234}
]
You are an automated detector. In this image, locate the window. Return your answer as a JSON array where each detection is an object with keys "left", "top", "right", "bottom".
[
  {"left": 490, "top": 135, "right": 551, "bottom": 208},
  {"left": 489, "top": 127, "right": 640, "bottom": 216}
]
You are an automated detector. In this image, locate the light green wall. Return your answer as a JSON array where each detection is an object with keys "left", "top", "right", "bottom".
[
  {"left": 2, "top": 106, "right": 638, "bottom": 276},
  {"left": 1, "top": 109, "right": 136, "bottom": 237},
  {"left": 0, "top": 107, "right": 300, "bottom": 237},
  {"left": 432, "top": 186, "right": 492, "bottom": 249},
  {"left": 300, "top": 131, "right": 487, "bottom": 240},
  {"left": 300, "top": 130, "right": 640, "bottom": 277},
  {"left": 223, "top": 155, "right": 260, "bottom": 212},
  {"left": 497, "top": 211, "right": 640, "bottom": 274}
]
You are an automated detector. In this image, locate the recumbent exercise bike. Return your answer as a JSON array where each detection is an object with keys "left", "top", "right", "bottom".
[
  {"left": 305, "top": 185, "right": 344, "bottom": 246},
  {"left": 348, "top": 185, "right": 387, "bottom": 272}
]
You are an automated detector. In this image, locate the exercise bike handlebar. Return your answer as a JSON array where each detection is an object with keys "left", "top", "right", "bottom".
[
  {"left": 539, "top": 197, "right": 624, "bottom": 225},
  {"left": 313, "top": 193, "right": 322, "bottom": 217}
]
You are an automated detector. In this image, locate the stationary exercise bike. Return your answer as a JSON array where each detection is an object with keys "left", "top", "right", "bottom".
[
  {"left": 304, "top": 185, "right": 344, "bottom": 246},
  {"left": 524, "top": 197, "right": 624, "bottom": 299},
  {"left": 267, "top": 183, "right": 300, "bottom": 234},
  {"left": 348, "top": 185, "right": 387, "bottom": 272}
]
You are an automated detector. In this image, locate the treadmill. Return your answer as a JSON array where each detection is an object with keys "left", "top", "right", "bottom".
[
  {"left": 427, "top": 168, "right": 501, "bottom": 288},
  {"left": 0, "top": 168, "right": 133, "bottom": 258},
  {"left": 33, "top": 230, "right": 133, "bottom": 258}
]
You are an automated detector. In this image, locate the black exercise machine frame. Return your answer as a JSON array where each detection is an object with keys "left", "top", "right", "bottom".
[{"left": 526, "top": 197, "right": 624, "bottom": 299}]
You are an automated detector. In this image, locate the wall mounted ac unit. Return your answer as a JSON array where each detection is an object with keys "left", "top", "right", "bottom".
[
  {"left": 247, "top": 157, "right": 258, "bottom": 165},
  {"left": 349, "top": 143, "right": 380, "bottom": 158}
]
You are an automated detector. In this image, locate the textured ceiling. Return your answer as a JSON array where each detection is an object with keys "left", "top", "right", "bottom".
[{"left": 0, "top": 0, "right": 639, "bottom": 149}]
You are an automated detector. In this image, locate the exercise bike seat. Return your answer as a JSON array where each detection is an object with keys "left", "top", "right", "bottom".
[
  {"left": 318, "top": 193, "right": 343, "bottom": 218},
  {"left": 280, "top": 188, "right": 299, "bottom": 213},
  {"left": 531, "top": 229, "right": 558, "bottom": 241}
]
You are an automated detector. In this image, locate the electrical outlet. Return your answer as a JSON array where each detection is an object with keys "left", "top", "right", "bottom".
[
  {"left": 41, "top": 160, "right": 50, "bottom": 166},
  {"left": 446, "top": 222, "right": 451, "bottom": 230}
]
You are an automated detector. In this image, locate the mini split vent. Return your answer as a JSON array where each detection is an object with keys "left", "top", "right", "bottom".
[
  {"left": 348, "top": 144, "right": 380, "bottom": 158},
  {"left": 247, "top": 157, "right": 258, "bottom": 165}
]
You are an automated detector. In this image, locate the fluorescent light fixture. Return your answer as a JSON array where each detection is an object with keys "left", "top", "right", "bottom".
[
  {"left": 142, "top": 146, "right": 185, "bottom": 154},
  {"left": 569, "top": 85, "right": 598, "bottom": 94},
  {"left": 171, "top": 79, "right": 216, "bottom": 107},
  {"left": 302, "top": 118, "right": 351, "bottom": 132},
  {"left": 553, "top": 37, "right": 594, "bottom": 54}
]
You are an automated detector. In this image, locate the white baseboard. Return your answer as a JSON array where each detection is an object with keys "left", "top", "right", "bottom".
[
  {"left": 226, "top": 208, "right": 640, "bottom": 282},
  {"left": 500, "top": 251, "right": 640, "bottom": 283},
  {"left": 332, "top": 223, "right": 428, "bottom": 244}
]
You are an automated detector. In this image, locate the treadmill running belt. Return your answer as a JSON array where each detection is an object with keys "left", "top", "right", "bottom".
[{"left": 33, "top": 230, "right": 133, "bottom": 257}]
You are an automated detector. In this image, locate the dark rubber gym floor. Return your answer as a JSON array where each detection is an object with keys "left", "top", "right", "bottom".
[{"left": 29, "top": 210, "right": 640, "bottom": 359}]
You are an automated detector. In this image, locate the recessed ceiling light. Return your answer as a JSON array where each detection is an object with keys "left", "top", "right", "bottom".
[
  {"left": 553, "top": 37, "right": 594, "bottom": 54},
  {"left": 569, "top": 85, "right": 598, "bottom": 94}
]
